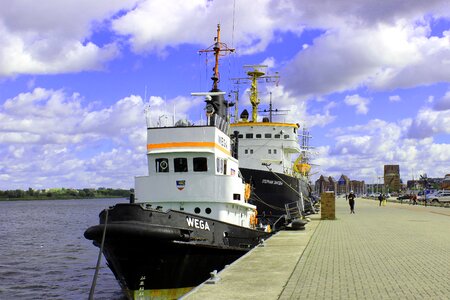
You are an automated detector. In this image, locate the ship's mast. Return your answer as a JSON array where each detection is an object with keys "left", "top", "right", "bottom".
[
  {"left": 232, "top": 65, "right": 280, "bottom": 122},
  {"left": 247, "top": 66, "right": 265, "bottom": 122},
  {"left": 199, "top": 24, "right": 235, "bottom": 90}
]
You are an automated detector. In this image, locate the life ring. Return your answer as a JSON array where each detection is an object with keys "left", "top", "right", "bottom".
[
  {"left": 159, "top": 160, "right": 168, "bottom": 170},
  {"left": 244, "top": 183, "right": 251, "bottom": 202}
]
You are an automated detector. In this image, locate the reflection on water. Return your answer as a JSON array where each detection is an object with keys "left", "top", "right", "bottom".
[{"left": 0, "top": 198, "right": 128, "bottom": 300}]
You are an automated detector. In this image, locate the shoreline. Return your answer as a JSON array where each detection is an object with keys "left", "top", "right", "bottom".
[{"left": 0, "top": 196, "right": 127, "bottom": 202}]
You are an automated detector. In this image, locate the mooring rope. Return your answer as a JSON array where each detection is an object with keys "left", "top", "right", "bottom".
[
  {"left": 88, "top": 209, "right": 109, "bottom": 300},
  {"left": 264, "top": 165, "right": 315, "bottom": 208},
  {"left": 250, "top": 191, "right": 286, "bottom": 211}
]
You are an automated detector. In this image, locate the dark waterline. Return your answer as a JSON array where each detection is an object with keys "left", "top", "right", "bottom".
[{"left": 0, "top": 198, "right": 128, "bottom": 300}]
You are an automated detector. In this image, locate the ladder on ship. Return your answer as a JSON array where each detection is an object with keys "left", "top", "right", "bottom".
[{"left": 285, "top": 200, "right": 303, "bottom": 220}]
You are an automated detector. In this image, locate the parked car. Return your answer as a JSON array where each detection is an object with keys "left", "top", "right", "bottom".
[
  {"left": 427, "top": 190, "right": 450, "bottom": 203},
  {"left": 397, "top": 194, "right": 410, "bottom": 200}
]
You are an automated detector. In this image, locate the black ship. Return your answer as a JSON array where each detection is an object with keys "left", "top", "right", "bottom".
[
  {"left": 230, "top": 65, "right": 314, "bottom": 227},
  {"left": 84, "top": 25, "right": 270, "bottom": 299}
]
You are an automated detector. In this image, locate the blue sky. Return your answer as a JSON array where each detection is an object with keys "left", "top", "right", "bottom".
[{"left": 0, "top": 0, "right": 449, "bottom": 189}]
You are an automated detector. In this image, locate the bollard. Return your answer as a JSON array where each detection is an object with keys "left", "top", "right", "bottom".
[{"left": 321, "top": 192, "right": 336, "bottom": 220}]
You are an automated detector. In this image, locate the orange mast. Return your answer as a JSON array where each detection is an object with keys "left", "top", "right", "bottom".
[{"left": 199, "top": 24, "right": 235, "bottom": 90}]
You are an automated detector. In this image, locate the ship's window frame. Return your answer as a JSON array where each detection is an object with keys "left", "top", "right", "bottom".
[
  {"left": 193, "top": 157, "right": 208, "bottom": 172},
  {"left": 174, "top": 157, "right": 188, "bottom": 172},
  {"left": 245, "top": 133, "right": 253, "bottom": 139},
  {"left": 274, "top": 149, "right": 277, "bottom": 154},
  {"left": 155, "top": 158, "right": 169, "bottom": 173},
  {"left": 223, "top": 159, "right": 227, "bottom": 175},
  {"left": 256, "top": 134, "right": 262, "bottom": 138},
  {"left": 268, "top": 149, "right": 271, "bottom": 154},
  {"left": 250, "top": 149, "right": 254, "bottom": 154},
  {"left": 245, "top": 149, "right": 248, "bottom": 154},
  {"left": 238, "top": 134, "right": 244, "bottom": 138},
  {"left": 264, "top": 133, "right": 271, "bottom": 138},
  {"left": 274, "top": 134, "right": 281, "bottom": 139},
  {"left": 284, "top": 134, "right": 289, "bottom": 139},
  {"left": 216, "top": 157, "right": 226, "bottom": 174}
]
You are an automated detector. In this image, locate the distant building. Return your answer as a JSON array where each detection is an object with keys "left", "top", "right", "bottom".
[
  {"left": 407, "top": 177, "right": 444, "bottom": 190},
  {"left": 314, "top": 175, "right": 337, "bottom": 194},
  {"left": 315, "top": 174, "right": 364, "bottom": 195},
  {"left": 337, "top": 174, "right": 350, "bottom": 194},
  {"left": 384, "top": 165, "right": 400, "bottom": 192},
  {"left": 366, "top": 183, "right": 384, "bottom": 195},
  {"left": 350, "top": 180, "right": 366, "bottom": 195},
  {"left": 442, "top": 174, "right": 450, "bottom": 189}
]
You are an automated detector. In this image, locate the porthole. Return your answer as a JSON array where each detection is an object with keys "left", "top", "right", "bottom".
[
  {"left": 205, "top": 207, "right": 212, "bottom": 214},
  {"left": 194, "top": 207, "right": 201, "bottom": 214}
]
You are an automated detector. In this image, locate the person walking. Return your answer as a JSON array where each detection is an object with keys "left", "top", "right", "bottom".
[
  {"left": 348, "top": 190, "right": 356, "bottom": 214},
  {"left": 378, "top": 193, "right": 383, "bottom": 206}
]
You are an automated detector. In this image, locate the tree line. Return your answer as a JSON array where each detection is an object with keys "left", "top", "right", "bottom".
[{"left": 0, "top": 187, "right": 131, "bottom": 200}]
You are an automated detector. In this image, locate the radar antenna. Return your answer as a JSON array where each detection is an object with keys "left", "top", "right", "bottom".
[{"left": 231, "top": 65, "right": 280, "bottom": 122}]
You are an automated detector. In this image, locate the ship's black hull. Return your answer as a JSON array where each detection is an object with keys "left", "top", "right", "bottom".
[
  {"left": 240, "top": 168, "right": 312, "bottom": 222},
  {"left": 84, "top": 203, "right": 270, "bottom": 299}
]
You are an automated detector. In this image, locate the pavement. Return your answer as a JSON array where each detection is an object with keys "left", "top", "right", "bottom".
[{"left": 183, "top": 197, "right": 450, "bottom": 300}]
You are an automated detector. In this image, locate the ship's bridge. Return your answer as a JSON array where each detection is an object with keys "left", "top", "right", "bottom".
[{"left": 230, "top": 122, "right": 301, "bottom": 174}]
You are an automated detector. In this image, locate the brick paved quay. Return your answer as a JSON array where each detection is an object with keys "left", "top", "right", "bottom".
[{"left": 183, "top": 197, "right": 450, "bottom": 300}]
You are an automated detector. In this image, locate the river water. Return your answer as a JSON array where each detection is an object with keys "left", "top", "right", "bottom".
[{"left": 0, "top": 198, "right": 128, "bottom": 300}]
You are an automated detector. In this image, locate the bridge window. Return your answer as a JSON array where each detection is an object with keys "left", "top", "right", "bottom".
[
  {"left": 193, "top": 157, "right": 207, "bottom": 172},
  {"left": 216, "top": 158, "right": 226, "bottom": 174},
  {"left": 155, "top": 158, "right": 169, "bottom": 173},
  {"left": 256, "top": 134, "right": 262, "bottom": 138},
  {"left": 265, "top": 133, "right": 271, "bottom": 138},
  {"left": 238, "top": 134, "right": 243, "bottom": 138},
  {"left": 246, "top": 133, "right": 253, "bottom": 138},
  {"left": 274, "top": 134, "right": 281, "bottom": 139},
  {"left": 174, "top": 158, "right": 188, "bottom": 172},
  {"left": 284, "top": 134, "right": 289, "bottom": 139}
]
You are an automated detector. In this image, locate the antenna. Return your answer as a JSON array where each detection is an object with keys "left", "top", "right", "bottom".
[
  {"left": 258, "top": 92, "right": 289, "bottom": 122},
  {"left": 231, "top": 65, "right": 280, "bottom": 122},
  {"left": 229, "top": 90, "right": 239, "bottom": 123}
]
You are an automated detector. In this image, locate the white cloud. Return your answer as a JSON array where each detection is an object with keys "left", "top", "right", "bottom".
[
  {"left": 0, "top": 87, "right": 203, "bottom": 189},
  {"left": 407, "top": 107, "right": 450, "bottom": 138},
  {"left": 389, "top": 95, "right": 401, "bottom": 102},
  {"left": 283, "top": 21, "right": 450, "bottom": 98},
  {"left": 344, "top": 94, "right": 370, "bottom": 115},
  {"left": 111, "top": 0, "right": 302, "bottom": 55},
  {"left": 0, "top": 0, "right": 137, "bottom": 76},
  {"left": 312, "top": 117, "right": 450, "bottom": 183},
  {"left": 237, "top": 84, "right": 336, "bottom": 127},
  {"left": 290, "top": 0, "right": 450, "bottom": 28},
  {"left": 433, "top": 91, "right": 450, "bottom": 111}
]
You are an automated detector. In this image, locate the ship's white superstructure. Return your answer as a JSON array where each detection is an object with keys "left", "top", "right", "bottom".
[
  {"left": 135, "top": 115, "right": 257, "bottom": 228},
  {"left": 231, "top": 122, "right": 301, "bottom": 175}
]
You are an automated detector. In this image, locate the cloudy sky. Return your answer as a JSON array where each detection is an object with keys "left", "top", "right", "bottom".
[{"left": 1, "top": 0, "right": 449, "bottom": 190}]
